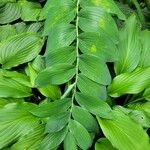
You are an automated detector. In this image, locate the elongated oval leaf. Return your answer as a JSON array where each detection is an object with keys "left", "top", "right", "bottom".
[
  {"left": 108, "top": 67, "right": 150, "bottom": 97},
  {"left": 35, "top": 64, "right": 76, "bottom": 87},
  {"left": 115, "top": 15, "right": 141, "bottom": 74},
  {"left": 69, "top": 119, "right": 92, "bottom": 150},
  {"left": 30, "top": 99, "right": 71, "bottom": 117},
  {"left": 98, "top": 109, "right": 150, "bottom": 150},
  {"left": 75, "top": 92, "right": 113, "bottom": 119},
  {"left": 64, "top": 132, "right": 77, "bottom": 150},
  {"left": 0, "top": 33, "right": 43, "bottom": 69}
]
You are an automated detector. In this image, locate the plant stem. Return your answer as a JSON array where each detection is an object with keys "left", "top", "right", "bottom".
[{"left": 70, "top": 0, "right": 80, "bottom": 112}]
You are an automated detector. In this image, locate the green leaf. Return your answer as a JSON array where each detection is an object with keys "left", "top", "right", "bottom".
[
  {"left": 45, "top": 111, "right": 70, "bottom": 133},
  {"left": 79, "top": 32, "right": 118, "bottom": 62},
  {"left": 64, "top": 132, "right": 77, "bottom": 150},
  {"left": 0, "top": 3, "right": 21, "bottom": 24},
  {"left": 79, "top": 7, "right": 118, "bottom": 44},
  {"left": 0, "top": 25, "right": 16, "bottom": 42},
  {"left": 30, "top": 99, "right": 71, "bottom": 117},
  {"left": 79, "top": 54, "right": 111, "bottom": 85},
  {"left": 19, "top": 1, "right": 42, "bottom": 21},
  {"left": 0, "top": 103, "right": 41, "bottom": 149},
  {"left": 40, "top": 127, "right": 68, "bottom": 150},
  {"left": 139, "top": 30, "right": 150, "bottom": 67},
  {"left": 75, "top": 92, "right": 113, "bottom": 119},
  {"left": 72, "top": 105, "right": 99, "bottom": 132},
  {"left": 11, "top": 125, "right": 45, "bottom": 150},
  {"left": 97, "top": 108, "right": 150, "bottom": 150},
  {"left": 77, "top": 74, "right": 107, "bottom": 100},
  {"left": 45, "top": 24, "right": 76, "bottom": 54},
  {"left": 69, "top": 119, "right": 92, "bottom": 150},
  {"left": 35, "top": 64, "right": 75, "bottom": 87},
  {"left": 0, "top": 74, "right": 31, "bottom": 98},
  {"left": 43, "top": 1, "right": 76, "bottom": 35},
  {"left": 108, "top": 67, "right": 150, "bottom": 97},
  {"left": 39, "top": 85, "right": 61, "bottom": 100},
  {"left": 95, "top": 138, "right": 116, "bottom": 150},
  {"left": 0, "top": 33, "right": 43, "bottom": 69},
  {"left": 46, "top": 46, "right": 76, "bottom": 67},
  {"left": 80, "top": 0, "right": 126, "bottom": 20},
  {"left": 115, "top": 15, "right": 141, "bottom": 74}
]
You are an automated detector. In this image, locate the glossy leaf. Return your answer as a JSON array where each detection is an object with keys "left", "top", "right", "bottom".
[
  {"left": 30, "top": 99, "right": 71, "bottom": 117},
  {"left": 45, "top": 111, "right": 70, "bottom": 133},
  {"left": 72, "top": 105, "right": 99, "bottom": 132},
  {"left": 77, "top": 74, "right": 107, "bottom": 100},
  {"left": 98, "top": 109, "right": 150, "bottom": 150},
  {"left": 0, "top": 3, "right": 21, "bottom": 24},
  {"left": 79, "top": 54, "right": 111, "bottom": 85},
  {"left": 35, "top": 64, "right": 75, "bottom": 87},
  {"left": 115, "top": 15, "right": 141, "bottom": 74},
  {"left": 75, "top": 92, "right": 113, "bottom": 119},
  {"left": 95, "top": 138, "right": 116, "bottom": 150},
  {"left": 80, "top": 0, "right": 126, "bottom": 20},
  {"left": 139, "top": 30, "right": 150, "bottom": 67},
  {"left": 79, "top": 7, "right": 118, "bottom": 43},
  {"left": 40, "top": 127, "right": 67, "bottom": 150},
  {"left": 64, "top": 132, "right": 77, "bottom": 150},
  {"left": 69, "top": 119, "right": 92, "bottom": 150},
  {"left": 0, "top": 33, "right": 43, "bottom": 69},
  {"left": 19, "top": 1, "right": 42, "bottom": 21},
  {"left": 108, "top": 67, "right": 150, "bottom": 97}
]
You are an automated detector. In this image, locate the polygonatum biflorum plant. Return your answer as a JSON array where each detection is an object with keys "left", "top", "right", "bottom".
[{"left": 0, "top": 0, "right": 150, "bottom": 149}]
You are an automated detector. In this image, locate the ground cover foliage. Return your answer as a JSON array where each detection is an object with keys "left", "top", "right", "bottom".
[{"left": 0, "top": 0, "right": 150, "bottom": 149}]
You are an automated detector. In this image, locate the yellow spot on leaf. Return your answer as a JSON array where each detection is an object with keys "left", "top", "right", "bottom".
[
  {"left": 91, "top": 0, "right": 101, "bottom": 6},
  {"left": 99, "top": 19, "right": 105, "bottom": 29},
  {"left": 90, "top": 45, "right": 97, "bottom": 53}
]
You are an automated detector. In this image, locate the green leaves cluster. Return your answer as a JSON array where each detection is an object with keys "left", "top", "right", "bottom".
[{"left": 0, "top": 0, "right": 150, "bottom": 150}]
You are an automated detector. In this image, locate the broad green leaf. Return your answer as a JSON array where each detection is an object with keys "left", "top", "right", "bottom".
[
  {"left": 77, "top": 74, "right": 107, "bottom": 100},
  {"left": 0, "top": 75, "right": 31, "bottom": 98},
  {"left": 19, "top": 1, "right": 42, "bottom": 21},
  {"left": 79, "top": 54, "right": 111, "bottom": 85},
  {"left": 108, "top": 67, "right": 150, "bottom": 97},
  {"left": 95, "top": 138, "right": 116, "bottom": 150},
  {"left": 41, "top": 0, "right": 75, "bottom": 18},
  {"left": 69, "top": 119, "right": 92, "bottom": 150},
  {"left": 79, "top": 32, "right": 118, "bottom": 62},
  {"left": 64, "top": 132, "right": 77, "bottom": 150},
  {"left": 98, "top": 109, "right": 150, "bottom": 150},
  {"left": 115, "top": 15, "right": 141, "bottom": 74},
  {"left": 0, "top": 103, "right": 41, "bottom": 149},
  {"left": 11, "top": 125, "right": 45, "bottom": 150},
  {"left": 75, "top": 92, "right": 113, "bottom": 119},
  {"left": 139, "top": 30, "right": 150, "bottom": 67},
  {"left": 0, "top": 3, "right": 21, "bottom": 24},
  {"left": 46, "top": 46, "right": 76, "bottom": 67},
  {"left": 40, "top": 127, "right": 67, "bottom": 150},
  {"left": 30, "top": 99, "right": 71, "bottom": 117},
  {"left": 45, "top": 111, "right": 70, "bottom": 133},
  {"left": 129, "top": 110, "right": 150, "bottom": 128},
  {"left": 80, "top": 0, "right": 126, "bottom": 20},
  {"left": 35, "top": 64, "right": 75, "bottom": 87},
  {"left": 79, "top": 7, "right": 118, "bottom": 43},
  {"left": 0, "top": 33, "right": 43, "bottom": 69},
  {"left": 45, "top": 24, "right": 76, "bottom": 54},
  {"left": 0, "top": 25, "right": 16, "bottom": 42},
  {"left": 1, "top": 69, "right": 31, "bottom": 87},
  {"left": 43, "top": 2, "right": 76, "bottom": 35},
  {"left": 72, "top": 105, "right": 99, "bottom": 132}
]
